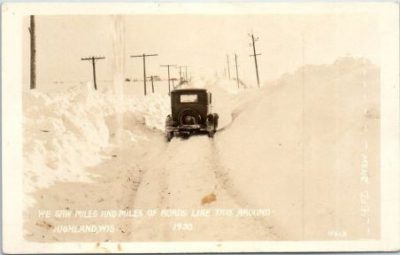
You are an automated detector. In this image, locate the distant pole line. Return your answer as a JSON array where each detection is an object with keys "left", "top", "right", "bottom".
[
  {"left": 171, "top": 78, "right": 176, "bottom": 89},
  {"left": 81, "top": 56, "right": 105, "bottom": 90},
  {"left": 161, "top": 64, "right": 177, "bottom": 95},
  {"left": 178, "top": 66, "right": 183, "bottom": 82},
  {"left": 234, "top": 53, "right": 240, "bottom": 89},
  {"left": 183, "top": 65, "right": 188, "bottom": 81},
  {"left": 130, "top": 53, "right": 158, "bottom": 96},
  {"left": 226, "top": 55, "right": 231, "bottom": 80},
  {"left": 29, "top": 15, "right": 36, "bottom": 90},
  {"left": 249, "top": 33, "right": 261, "bottom": 88}
]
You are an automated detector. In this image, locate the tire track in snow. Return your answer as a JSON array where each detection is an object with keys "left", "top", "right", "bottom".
[
  {"left": 209, "top": 138, "right": 280, "bottom": 240},
  {"left": 131, "top": 81, "right": 282, "bottom": 240},
  {"left": 133, "top": 134, "right": 279, "bottom": 241}
]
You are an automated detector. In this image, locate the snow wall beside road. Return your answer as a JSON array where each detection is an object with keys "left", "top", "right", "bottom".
[{"left": 23, "top": 83, "right": 170, "bottom": 195}]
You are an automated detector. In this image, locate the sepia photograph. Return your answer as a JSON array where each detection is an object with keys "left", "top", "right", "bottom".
[{"left": 2, "top": 2, "right": 399, "bottom": 253}]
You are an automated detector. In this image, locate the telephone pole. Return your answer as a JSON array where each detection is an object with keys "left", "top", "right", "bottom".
[
  {"left": 81, "top": 56, "right": 105, "bottom": 90},
  {"left": 226, "top": 55, "right": 231, "bottom": 80},
  {"left": 183, "top": 65, "right": 188, "bottom": 81},
  {"left": 148, "top": 75, "right": 155, "bottom": 93},
  {"left": 161, "top": 64, "right": 176, "bottom": 95},
  {"left": 249, "top": 33, "right": 261, "bottom": 87},
  {"left": 178, "top": 66, "right": 183, "bottom": 82},
  {"left": 171, "top": 78, "right": 177, "bottom": 89},
  {"left": 130, "top": 53, "right": 158, "bottom": 96},
  {"left": 234, "top": 53, "right": 240, "bottom": 89},
  {"left": 29, "top": 15, "right": 36, "bottom": 90}
]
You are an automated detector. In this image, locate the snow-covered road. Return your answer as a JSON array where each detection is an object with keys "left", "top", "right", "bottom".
[
  {"left": 24, "top": 58, "right": 381, "bottom": 243},
  {"left": 132, "top": 135, "right": 279, "bottom": 241},
  {"left": 24, "top": 77, "right": 282, "bottom": 242}
]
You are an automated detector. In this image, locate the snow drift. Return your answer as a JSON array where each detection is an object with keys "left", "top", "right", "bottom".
[
  {"left": 215, "top": 57, "right": 380, "bottom": 238},
  {"left": 23, "top": 83, "right": 170, "bottom": 195}
]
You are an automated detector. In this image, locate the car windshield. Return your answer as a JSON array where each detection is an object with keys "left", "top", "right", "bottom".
[{"left": 180, "top": 94, "right": 198, "bottom": 103}]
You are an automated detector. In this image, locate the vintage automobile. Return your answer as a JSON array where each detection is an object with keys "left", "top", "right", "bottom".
[{"left": 165, "top": 88, "right": 219, "bottom": 141}]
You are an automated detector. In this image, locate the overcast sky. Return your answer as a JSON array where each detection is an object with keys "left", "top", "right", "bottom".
[{"left": 23, "top": 14, "right": 380, "bottom": 90}]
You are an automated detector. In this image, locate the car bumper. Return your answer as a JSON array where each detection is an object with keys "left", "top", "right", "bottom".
[{"left": 166, "top": 124, "right": 208, "bottom": 133}]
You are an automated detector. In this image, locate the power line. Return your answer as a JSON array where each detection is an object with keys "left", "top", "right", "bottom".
[
  {"left": 130, "top": 53, "right": 158, "bottom": 96},
  {"left": 249, "top": 33, "right": 261, "bottom": 88},
  {"left": 81, "top": 56, "right": 105, "bottom": 90}
]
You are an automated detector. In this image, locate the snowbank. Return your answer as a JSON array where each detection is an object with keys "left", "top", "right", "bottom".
[
  {"left": 215, "top": 58, "right": 380, "bottom": 236},
  {"left": 23, "top": 83, "right": 169, "bottom": 196}
]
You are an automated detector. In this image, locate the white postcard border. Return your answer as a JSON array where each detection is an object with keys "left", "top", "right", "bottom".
[{"left": 2, "top": 2, "right": 399, "bottom": 253}]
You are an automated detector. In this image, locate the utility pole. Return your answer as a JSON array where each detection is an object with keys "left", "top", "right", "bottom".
[
  {"left": 81, "top": 56, "right": 105, "bottom": 90},
  {"left": 29, "top": 15, "right": 36, "bottom": 90},
  {"left": 161, "top": 64, "right": 176, "bottom": 95},
  {"left": 130, "top": 53, "right": 158, "bottom": 96},
  {"left": 249, "top": 33, "right": 261, "bottom": 87},
  {"left": 178, "top": 66, "right": 183, "bottom": 82},
  {"left": 171, "top": 78, "right": 177, "bottom": 89},
  {"left": 183, "top": 65, "right": 188, "bottom": 81},
  {"left": 234, "top": 53, "right": 240, "bottom": 89},
  {"left": 148, "top": 75, "right": 155, "bottom": 93},
  {"left": 226, "top": 55, "right": 231, "bottom": 80}
]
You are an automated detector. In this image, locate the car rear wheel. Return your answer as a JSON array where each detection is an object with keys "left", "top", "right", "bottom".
[
  {"left": 207, "top": 113, "right": 219, "bottom": 132},
  {"left": 212, "top": 113, "right": 219, "bottom": 131}
]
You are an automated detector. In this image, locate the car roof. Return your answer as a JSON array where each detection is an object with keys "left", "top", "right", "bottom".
[{"left": 171, "top": 88, "right": 207, "bottom": 94}]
